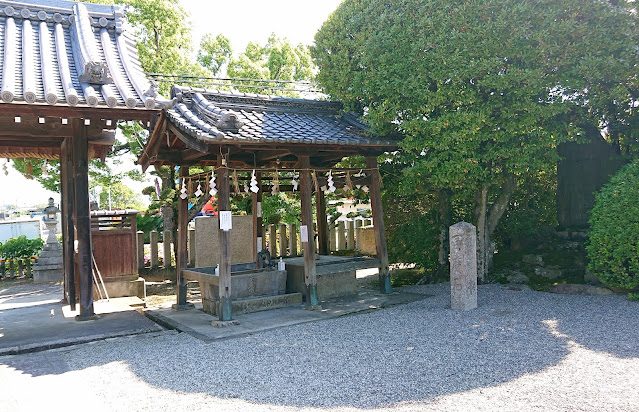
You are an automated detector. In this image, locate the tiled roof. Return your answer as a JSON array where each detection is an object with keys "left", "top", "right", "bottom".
[
  {"left": 166, "top": 86, "right": 396, "bottom": 148},
  {"left": 0, "top": 0, "right": 162, "bottom": 109}
]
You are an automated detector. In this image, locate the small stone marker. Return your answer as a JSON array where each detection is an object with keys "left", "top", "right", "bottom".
[{"left": 449, "top": 222, "right": 477, "bottom": 310}]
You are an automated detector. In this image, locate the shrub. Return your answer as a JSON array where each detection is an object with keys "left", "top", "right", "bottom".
[
  {"left": 0, "top": 235, "right": 45, "bottom": 260},
  {"left": 586, "top": 161, "right": 638, "bottom": 289}
]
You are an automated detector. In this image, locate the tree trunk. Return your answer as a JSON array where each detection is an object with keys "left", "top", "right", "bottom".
[
  {"left": 437, "top": 189, "right": 452, "bottom": 267},
  {"left": 475, "top": 175, "right": 517, "bottom": 282},
  {"left": 475, "top": 185, "right": 490, "bottom": 282}
]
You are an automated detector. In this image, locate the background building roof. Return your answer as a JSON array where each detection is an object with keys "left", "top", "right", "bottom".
[{"left": 0, "top": 0, "right": 160, "bottom": 110}]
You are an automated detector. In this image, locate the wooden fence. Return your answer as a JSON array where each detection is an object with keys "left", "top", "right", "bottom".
[{"left": 136, "top": 218, "right": 375, "bottom": 271}]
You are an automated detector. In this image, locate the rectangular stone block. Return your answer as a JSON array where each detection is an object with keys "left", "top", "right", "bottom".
[
  {"left": 449, "top": 222, "right": 477, "bottom": 310},
  {"left": 194, "top": 215, "right": 254, "bottom": 267}
]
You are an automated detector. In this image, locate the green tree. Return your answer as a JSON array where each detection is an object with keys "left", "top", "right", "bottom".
[
  {"left": 228, "top": 34, "right": 314, "bottom": 94},
  {"left": 312, "top": 0, "right": 639, "bottom": 279},
  {"left": 198, "top": 33, "right": 233, "bottom": 76}
]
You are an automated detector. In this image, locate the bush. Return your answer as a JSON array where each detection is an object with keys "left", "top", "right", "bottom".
[
  {"left": 586, "top": 160, "right": 638, "bottom": 289},
  {"left": 0, "top": 235, "right": 45, "bottom": 260}
]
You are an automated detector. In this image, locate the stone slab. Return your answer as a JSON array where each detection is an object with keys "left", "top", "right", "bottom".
[
  {"left": 144, "top": 288, "right": 429, "bottom": 342},
  {"left": 0, "top": 297, "right": 162, "bottom": 356},
  {"left": 194, "top": 215, "right": 254, "bottom": 268},
  {"left": 449, "top": 222, "right": 478, "bottom": 310}
]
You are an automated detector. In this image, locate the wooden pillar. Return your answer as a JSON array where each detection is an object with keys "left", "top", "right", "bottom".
[
  {"left": 316, "top": 189, "right": 328, "bottom": 255},
  {"left": 299, "top": 156, "right": 319, "bottom": 307},
  {"left": 367, "top": 156, "right": 392, "bottom": 294},
  {"left": 72, "top": 119, "right": 94, "bottom": 319},
  {"left": 60, "top": 137, "right": 75, "bottom": 310},
  {"left": 252, "top": 172, "right": 263, "bottom": 266},
  {"left": 175, "top": 166, "right": 190, "bottom": 307},
  {"left": 217, "top": 156, "right": 232, "bottom": 320}
]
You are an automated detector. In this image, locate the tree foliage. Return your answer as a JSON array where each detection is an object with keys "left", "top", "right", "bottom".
[
  {"left": 312, "top": 0, "right": 639, "bottom": 278},
  {"left": 198, "top": 33, "right": 233, "bottom": 76},
  {"left": 586, "top": 161, "right": 639, "bottom": 290},
  {"left": 228, "top": 34, "right": 314, "bottom": 94}
]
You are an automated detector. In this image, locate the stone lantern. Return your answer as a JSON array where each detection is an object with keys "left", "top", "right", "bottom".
[
  {"left": 33, "top": 198, "right": 63, "bottom": 283},
  {"left": 43, "top": 197, "right": 59, "bottom": 244}
]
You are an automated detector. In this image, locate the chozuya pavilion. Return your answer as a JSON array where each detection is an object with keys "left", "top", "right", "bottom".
[{"left": 138, "top": 85, "right": 399, "bottom": 322}]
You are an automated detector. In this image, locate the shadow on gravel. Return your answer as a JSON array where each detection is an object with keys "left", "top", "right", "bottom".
[{"left": 2, "top": 284, "right": 638, "bottom": 409}]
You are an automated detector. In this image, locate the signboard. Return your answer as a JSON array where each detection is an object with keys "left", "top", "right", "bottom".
[
  {"left": 300, "top": 225, "right": 308, "bottom": 243},
  {"left": 219, "top": 211, "right": 232, "bottom": 231}
]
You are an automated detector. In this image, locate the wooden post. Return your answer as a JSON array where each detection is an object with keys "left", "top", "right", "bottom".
[
  {"left": 252, "top": 172, "right": 263, "bottom": 267},
  {"left": 175, "top": 166, "right": 191, "bottom": 308},
  {"left": 316, "top": 189, "right": 328, "bottom": 255},
  {"left": 367, "top": 156, "right": 392, "bottom": 294},
  {"left": 188, "top": 228, "right": 196, "bottom": 267},
  {"left": 150, "top": 230, "right": 159, "bottom": 268},
  {"left": 73, "top": 118, "right": 94, "bottom": 319},
  {"left": 60, "top": 137, "right": 76, "bottom": 310},
  {"left": 163, "top": 230, "right": 172, "bottom": 268},
  {"left": 289, "top": 223, "right": 298, "bottom": 256},
  {"left": 137, "top": 231, "right": 145, "bottom": 269},
  {"left": 347, "top": 220, "right": 355, "bottom": 250},
  {"left": 299, "top": 156, "right": 319, "bottom": 307},
  {"left": 217, "top": 156, "right": 232, "bottom": 320},
  {"left": 279, "top": 223, "right": 288, "bottom": 257}
]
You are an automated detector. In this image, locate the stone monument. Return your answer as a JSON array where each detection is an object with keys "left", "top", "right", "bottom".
[
  {"left": 33, "top": 198, "right": 63, "bottom": 283},
  {"left": 449, "top": 222, "right": 477, "bottom": 310}
]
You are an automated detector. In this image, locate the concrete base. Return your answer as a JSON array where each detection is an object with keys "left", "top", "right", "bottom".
[
  {"left": 33, "top": 243, "right": 63, "bottom": 283},
  {"left": 33, "top": 268, "right": 63, "bottom": 283},
  {"left": 205, "top": 293, "right": 303, "bottom": 317},
  {"left": 94, "top": 277, "right": 146, "bottom": 300},
  {"left": 211, "top": 319, "right": 240, "bottom": 328},
  {"left": 286, "top": 256, "right": 379, "bottom": 300},
  {"left": 172, "top": 302, "right": 195, "bottom": 311}
]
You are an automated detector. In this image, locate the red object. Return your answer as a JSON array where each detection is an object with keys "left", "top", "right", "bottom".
[{"left": 202, "top": 197, "right": 218, "bottom": 216}]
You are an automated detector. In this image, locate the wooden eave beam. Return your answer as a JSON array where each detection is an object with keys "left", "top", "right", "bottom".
[{"left": 0, "top": 104, "right": 159, "bottom": 122}]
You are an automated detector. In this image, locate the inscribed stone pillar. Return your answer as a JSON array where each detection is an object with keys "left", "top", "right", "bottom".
[
  {"left": 449, "top": 222, "right": 478, "bottom": 310},
  {"left": 338, "top": 221, "right": 346, "bottom": 251},
  {"left": 279, "top": 223, "right": 288, "bottom": 257},
  {"left": 347, "top": 220, "right": 355, "bottom": 250},
  {"left": 329, "top": 226, "right": 337, "bottom": 252},
  {"left": 269, "top": 224, "right": 277, "bottom": 257},
  {"left": 137, "top": 231, "right": 144, "bottom": 269},
  {"left": 150, "top": 230, "right": 159, "bottom": 268},
  {"left": 163, "top": 230, "right": 172, "bottom": 268},
  {"left": 289, "top": 223, "right": 298, "bottom": 256}
]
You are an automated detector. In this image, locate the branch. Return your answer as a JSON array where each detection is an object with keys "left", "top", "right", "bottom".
[{"left": 187, "top": 194, "right": 210, "bottom": 222}]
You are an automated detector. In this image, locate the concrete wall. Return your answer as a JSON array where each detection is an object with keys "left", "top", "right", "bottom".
[{"left": 194, "top": 215, "right": 254, "bottom": 268}]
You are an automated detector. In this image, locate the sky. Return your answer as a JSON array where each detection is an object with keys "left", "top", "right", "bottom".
[
  {"left": 180, "top": 0, "right": 343, "bottom": 55},
  {"left": 0, "top": 0, "right": 344, "bottom": 210}
]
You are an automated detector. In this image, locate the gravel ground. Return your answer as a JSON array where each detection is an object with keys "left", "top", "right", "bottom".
[{"left": 2, "top": 283, "right": 639, "bottom": 411}]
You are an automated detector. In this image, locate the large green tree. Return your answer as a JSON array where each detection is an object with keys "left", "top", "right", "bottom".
[
  {"left": 312, "top": 0, "right": 639, "bottom": 279},
  {"left": 228, "top": 34, "right": 314, "bottom": 94}
]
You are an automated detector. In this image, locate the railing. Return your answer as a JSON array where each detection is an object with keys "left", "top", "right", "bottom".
[{"left": 0, "top": 257, "right": 37, "bottom": 279}]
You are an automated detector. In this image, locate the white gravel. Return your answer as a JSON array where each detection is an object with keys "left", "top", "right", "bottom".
[{"left": 2, "top": 283, "right": 639, "bottom": 411}]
